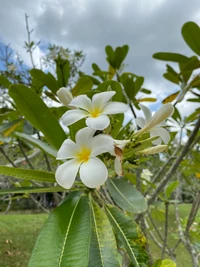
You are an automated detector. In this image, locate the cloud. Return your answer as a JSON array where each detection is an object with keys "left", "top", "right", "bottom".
[{"left": 0, "top": 0, "right": 199, "bottom": 112}]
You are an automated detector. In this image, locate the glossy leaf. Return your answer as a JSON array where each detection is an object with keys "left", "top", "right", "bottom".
[
  {"left": 9, "top": 84, "right": 66, "bottom": 150},
  {"left": 153, "top": 52, "right": 188, "bottom": 63},
  {"left": 15, "top": 132, "right": 57, "bottom": 157},
  {"left": 97, "top": 80, "right": 124, "bottom": 102},
  {"left": 106, "top": 178, "right": 147, "bottom": 213},
  {"left": 72, "top": 76, "right": 93, "bottom": 96},
  {"left": 163, "top": 72, "right": 180, "bottom": 84},
  {"left": 56, "top": 60, "right": 70, "bottom": 88},
  {"left": 0, "top": 75, "right": 12, "bottom": 88},
  {"left": 105, "top": 205, "right": 148, "bottom": 267},
  {"left": 28, "top": 192, "right": 91, "bottom": 267},
  {"left": 89, "top": 200, "right": 120, "bottom": 267},
  {"left": 137, "top": 98, "right": 157, "bottom": 102},
  {"left": 162, "top": 91, "right": 180, "bottom": 104},
  {"left": 0, "top": 186, "right": 65, "bottom": 195},
  {"left": 0, "top": 166, "right": 55, "bottom": 183},
  {"left": 182, "top": 21, "right": 200, "bottom": 55},
  {"left": 30, "top": 69, "right": 58, "bottom": 94}
]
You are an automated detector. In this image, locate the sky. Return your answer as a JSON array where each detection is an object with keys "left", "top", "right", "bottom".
[{"left": 0, "top": 0, "right": 200, "bottom": 118}]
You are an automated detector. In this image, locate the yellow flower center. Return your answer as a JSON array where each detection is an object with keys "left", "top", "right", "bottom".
[
  {"left": 76, "top": 147, "right": 91, "bottom": 163},
  {"left": 90, "top": 107, "right": 101, "bottom": 118}
]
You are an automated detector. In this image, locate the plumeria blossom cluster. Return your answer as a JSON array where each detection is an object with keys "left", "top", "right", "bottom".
[{"left": 55, "top": 87, "right": 174, "bottom": 189}]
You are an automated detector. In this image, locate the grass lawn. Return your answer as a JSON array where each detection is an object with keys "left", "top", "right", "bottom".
[{"left": 0, "top": 204, "right": 199, "bottom": 267}]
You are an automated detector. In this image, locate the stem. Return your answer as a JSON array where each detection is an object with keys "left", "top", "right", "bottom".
[
  {"left": 0, "top": 146, "right": 18, "bottom": 167},
  {"left": 25, "top": 14, "right": 35, "bottom": 68},
  {"left": 17, "top": 139, "right": 34, "bottom": 169},
  {"left": 37, "top": 132, "right": 51, "bottom": 171},
  {"left": 162, "top": 202, "right": 169, "bottom": 259}
]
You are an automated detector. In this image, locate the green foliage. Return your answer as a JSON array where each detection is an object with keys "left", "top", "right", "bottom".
[
  {"left": 106, "top": 178, "right": 147, "bottom": 213},
  {"left": 28, "top": 192, "right": 91, "bottom": 267},
  {"left": 9, "top": 84, "right": 66, "bottom": 150},
  {"left": 0, "top": 166, "right": 55, "bottom": 183},
  {"left": 106, "top": 205, "right": 148, "bottom": 266},
  {"left": 182, "top": 21, "right": 200, "bottom": 55}
]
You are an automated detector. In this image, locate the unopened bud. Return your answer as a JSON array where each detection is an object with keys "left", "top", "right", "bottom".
[
  {"left": 135, "top": 145, "right": 167, "bottom": 155},
  {"left": 57, "top": 87, "right": 73, "bottom": 107}
]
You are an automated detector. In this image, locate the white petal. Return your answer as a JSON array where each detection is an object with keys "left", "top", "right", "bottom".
[
  {"left": 114, "top": 157, "right": 123, "bottom": 176},
  {"left": 102, "top": 102, "right": 129, "bottom": 114},
  {"left": 92, "top": 91, "right": 116, "bottom": 109},
  {"left": 151, "top": 127, "right": 170, "bottom": 144},
  {"left": 62, "top": 109, "right": 88, "bottom": 126},
  {"left": 69, "top": 95, "right": 92, "bottom": 112},
  {"left": 55, "top": 159, "right": 80, "bottom": 189},
  {"left": 57, "top": 139, "right": 80, "bottom": 160},
  {"left": 91, "top": 134, "right": 114, "bottom": 156},
  {"left": 135, "top": 117, "right": 146, "bottom": 128},
  {"left": 75, "top": 127, "right": 96, "bottom": 147},
  {"left": 86, "top": 114, "right": 110, "bottom": 130},
  {"left": 139, "top": 104, "right": 152, "bottom": 122},
  {"left": 57, "top": 87, "right": 73, "bottom": 106},
  {"left": 80, "top": 157, "right": 108, "bottom": 188}
]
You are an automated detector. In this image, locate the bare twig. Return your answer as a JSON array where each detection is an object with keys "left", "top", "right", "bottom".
[
  {"left": 17, "top": 138, "right": 34, "bottom": 169},
  {"left": 0, "top": 146, "right": 18, "bottom": 168},
  {"left": 25, "top": 14, "right": 36, "bottom": 68},
  {"left": 162, "top": 202, "right": 169, "bottom": 259}
]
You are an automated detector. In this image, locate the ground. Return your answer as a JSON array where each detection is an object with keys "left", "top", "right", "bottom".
[{"left": 0, "top": 204, "right": 199, "bottom": 267}]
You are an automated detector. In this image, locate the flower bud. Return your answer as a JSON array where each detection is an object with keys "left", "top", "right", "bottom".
[
  {"left": 57, "top": 87, "right": 73, "bottom": 107},
  {"left": 135, "top": 145, "right": 167, "bottom": 155}
]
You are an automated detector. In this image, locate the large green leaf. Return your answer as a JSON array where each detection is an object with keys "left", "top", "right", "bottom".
[
  {"left": 0, "top": 166, "right": 55, "bottom": 183},
  {"left": 9, "top": 84, "right": 66, "bottom": 150},
  {"left": 15, "top": 132, "right": 57, "bottom": 157},
  {"left": 89, "top": 200, "right": 121, "bottom": 267},
  {"left": 106, "top": 178, "right": 147, "bottom": 213},
  {"left": 152, "top": 52, "right": 188, "bottom": 63},
  {"left": 97, "top": 81, "right": 124, "bottom": 102},
  {"left": 182, "top": 21, "right": 200, "bottom": 55},
  {"left": 28, "top": 192, "right": 91, "bottom": 267},
  {"left": 105, "top": 205, "right": 148, "bottom": 267},
  {"left": 0, "top": 186, "right": 65, "bottom": 195},
  {"left": 56, "top": 60, "right": 70, "bottom": 88}
]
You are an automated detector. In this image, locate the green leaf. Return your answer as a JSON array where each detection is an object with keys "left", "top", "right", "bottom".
[
  {"left": 182, "top": 21, "right": 200, "bottom": 55},
  {"left": 110, "top": 114, "right": 124, "bottom": 138},
  {"left": 106, "top": 178, "right": 147, "bottom": 213},
  {"left": 9, "top": 84, "right": 66, "bottom": 150},
  {"left": 0, "top": 75, "right": 12, "bottom": 88},
  {"left": 97, "top": 80, "right": 124, "bottom": 102},
  {"left": 105, "top": 46, "right": 115, "bottom": 67},
  {"left": 105, "top": 205, "right": 148, "bottom": 267},
  {"left": 0, "top": 186, "right": 65, "bottom": 195},
  {"left": 187, "top": 98, "right": 200, "bottom": 102},
  {"left": 0, "top": 119, "right": 23, "bottom": 133},
  {"left": 141, "top": 88, "right": 151, "bottom": 94},
  {"left": 153, "top": 52, "right": 188, "bottom": 63},
  {"left": 30, "top": 69, "right": 58, "bottom": 94},
  {"left": 15, "top": 132, "right": 57, "bottom": 157},
  {"left": 56, "top": 60, "right": 70, "bottom": 88},
  {"left": 0, "top": 166, "right": 55, "bottom": 183},
  {"left": 165, "top": 181, "right": 179, "bottom": 199},
  {"left": 89, "top": 200, "right": 121, "bottom": 267},
  {"left": 114, "top": 45, "right": 129, "bottom": 69},
  {"left": 28, "top": 192, "right": 91, "bottom": 267},
  {"left": 72, "top": 76, "right": 93, "bottom": 96},
  {"left": 163, "top": 72, "right": 180, "bottom": 84},
  {"left": 135, "top": 76, "right": 144, "bottom": 93}
]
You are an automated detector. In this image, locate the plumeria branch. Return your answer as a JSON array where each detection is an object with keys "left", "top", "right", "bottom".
[{"left": 147, "top": 115, "right": 200, "bottom": 205}]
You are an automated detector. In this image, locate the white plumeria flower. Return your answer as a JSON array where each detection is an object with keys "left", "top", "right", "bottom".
[
  {"left": 135, "top": 104, "right": 174, "bottom": 145},
  {"left": 61, "top": 90, "right": 129, "bottom": 130},
  {"left": 141, "top": 169, "right": 153, "bottom": 185},
  {"left": 55, "top": 127, "right": 114, "bottom": 189}
]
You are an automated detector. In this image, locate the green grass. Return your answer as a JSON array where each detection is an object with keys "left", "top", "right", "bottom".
[
  {"left": 0, "top": 204, "right": 199, "bottom": 267},
  {"left": 0, "top": 213, "right": 48, "bottom": 267}
]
